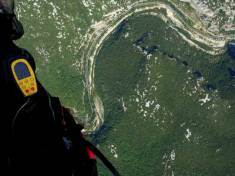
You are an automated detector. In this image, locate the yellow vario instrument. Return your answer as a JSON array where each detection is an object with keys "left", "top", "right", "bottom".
[{"left": 11, "top": 59, "right": 38, "bottom": 97}]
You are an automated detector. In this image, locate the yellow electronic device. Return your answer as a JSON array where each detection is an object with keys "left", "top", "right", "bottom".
[{"left": 11, "top": 59, "right": 38, "bottom": 97}]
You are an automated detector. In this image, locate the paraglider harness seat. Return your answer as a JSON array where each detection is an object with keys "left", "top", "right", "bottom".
[{"left": 4, "top": 52, "right": 120, "bottom": 176}]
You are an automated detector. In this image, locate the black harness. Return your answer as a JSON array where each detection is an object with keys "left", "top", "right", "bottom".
[
  {"left": 0, "top": 48, "right": 121, "bottom": 176},
  {"left": 59, "top": 101, "right": 121, "bottom": 176}
]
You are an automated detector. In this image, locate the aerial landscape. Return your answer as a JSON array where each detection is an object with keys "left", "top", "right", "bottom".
[{"left": 17, "top": 0, "right": 235, "bottom": 175}]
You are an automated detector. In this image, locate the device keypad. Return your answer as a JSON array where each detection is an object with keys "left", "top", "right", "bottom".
[{"left": 19, "top": 77, "right": 37, "bottom": 96}]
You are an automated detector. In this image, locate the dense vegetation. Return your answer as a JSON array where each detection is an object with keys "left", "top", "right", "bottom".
[{"left": 94, "top": 15, "right": 235, "bottom": 175}]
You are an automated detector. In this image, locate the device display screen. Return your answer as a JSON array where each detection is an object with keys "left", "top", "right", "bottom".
[{"left": 15, "top": 62, "right": 31, "bottom": 80}]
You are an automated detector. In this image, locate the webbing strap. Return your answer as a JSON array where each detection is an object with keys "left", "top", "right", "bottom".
[
  {"left": 60, "top": 102, "right": 121, "bottom": 176},
  {"left": 83, "top": 139, "right": 121, "bottom": 176}
]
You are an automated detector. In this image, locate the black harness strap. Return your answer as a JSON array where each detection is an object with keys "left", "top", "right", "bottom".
[
  {"left": 83, "top": 139, "right": 121, "bottom": 176},
  {"left": 61, "top": 106, "right": 121, "bottom": 176}
]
